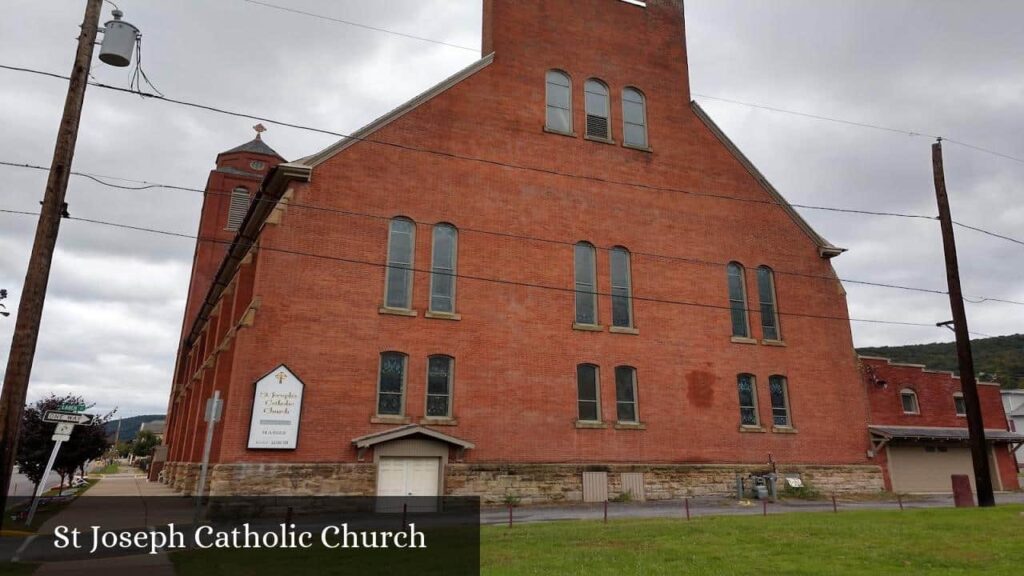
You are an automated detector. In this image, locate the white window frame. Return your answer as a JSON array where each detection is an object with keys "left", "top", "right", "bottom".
[
  {"left": 769, "top": 375, "right": 792, "bottom": 427},
  {"left": 615, "top": 366, "right": 639, "bottom": 424},
  {"left": 953, "top": 392, "right": 967, "bottom": 417},
  {"left": 584, "top": 78, "right": 611, "bottom": 141},
  {"left": 727, "top": 262, "right": 750, "bottom": 338},
  {"left": 577, "top": 364, "right": 602, "bottom": 423},
  {"left": 377, "top": 352, "right": 408, "bottom": 417},
  {"left": 900, "top": 388, "right": 920, "bottom": 415},
  {"left": 574, "top": 242, "right": 599, "bottom": 325},
  {"left": 622, "top": 87, "right": 649, "bottom": 149},
  {"left": 757, "top": 265, "right": 782, "bottom": 341},
  {"left": 610, "top": 247, "right": 633, "bottom": 328},
  {"left": 383, "top": 217, "right": 416, "bottom": 310},
  {"left": 429, "top": 223, "right": 458, "bottom": 314},
  {"left": 545, "top": 70, "right": 573, "bottom": 134}
]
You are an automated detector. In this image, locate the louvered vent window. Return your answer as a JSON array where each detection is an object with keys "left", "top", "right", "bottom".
[
  {"left": 226, "top": 187, "right": 250, "bottom": 231},
  {"left": 585, "top": 79, "right": 610, "bottom": 140}
]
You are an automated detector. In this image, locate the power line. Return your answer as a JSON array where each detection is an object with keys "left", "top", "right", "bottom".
[
  {"left": 227, "top": 1, "right": 1023, "bottom": 167},
  {"left": 3, "top": 159, "right": 1023, "bottom": 306},
  {"left": 239, "top": 0, "right": 479, "bottom": 53},
  {"left": 953, "top": 221, "right": 1024, "bottom": 248},
  {"left": 692, "top": 94, "right": 1024, "bottom": 165},
  {"left": 0, "top": 207, "right": 956, "bottom": 328},
  {"left": 0, "top": 64, "right": 942, "bottom": 222}
]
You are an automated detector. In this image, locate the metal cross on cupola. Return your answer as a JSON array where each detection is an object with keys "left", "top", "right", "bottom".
[{"left": 253, "top": 123, "right": 267, "bottom": 138}]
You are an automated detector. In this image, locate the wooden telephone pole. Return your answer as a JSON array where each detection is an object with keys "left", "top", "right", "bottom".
[
  {"left": 0, "top": 0, "right": 103, "bottom": 514},
  {"left": 931, "top": 139, "right": 995, "bottom": 507}
]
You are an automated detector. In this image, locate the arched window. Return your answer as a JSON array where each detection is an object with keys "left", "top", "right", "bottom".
[
  {"left": 384, "top": 218, "right": 415, "bottom": 310},
  {"left": 727, "top": 262, "right": 750, "bottom": 338},
  {"left": 226, "top": 186, "right": 250, "bottom": 231},
  {"left": 585, "top": 79, "right": 610, "bottom": 140},
  {"left": 430, "top": 224, "right": 458, "bottom": 314},
  {"left": 757, "top": 266, "right": 781, "bottom": 341},
  {"left": 574, "top": 242, "right": 598, "bottom": 325},
  {"left": 615, "top": 366, "right": 639, "bottom": 423},
  {"left": 737, "top": 373, "right": 759, "bottom": 426},
  {"left": 610, "top": 247, "right": 633, "bottom": 328},
  {"left": 426, "top": 355, "right": 454, "bottom": 418},
  {"left": 769, "top": 375, "right": 791, "bottom": 427},
  {"left": 622, "top": 87, "right": 648, "bottom": 148},
  {"left": 953, "top": 392, "right": 966, "bottom": 417},
  {"left": 545, "top": 70, "right": 572, "bottom": 134},
  {"left": 576, "top": 364, "right": 600, "bottom": 422},
  {"left": 900, "top": 388, "right": 919, "bottom": 414},
  {"left": 377, "top": 352, "right": 407, "bottom": 416}
]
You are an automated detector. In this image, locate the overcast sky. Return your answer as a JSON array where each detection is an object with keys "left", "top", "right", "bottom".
[{"left": 1, "top": 0, "right": 1021, "bottom": 417}]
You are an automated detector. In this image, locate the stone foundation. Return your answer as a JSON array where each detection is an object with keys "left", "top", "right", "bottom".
[
  {"left": 163, "top": 460, "right": 884, "bottom": 502},
  {"left": 447, "top": 463, "right": 885, "bottom": 504}
]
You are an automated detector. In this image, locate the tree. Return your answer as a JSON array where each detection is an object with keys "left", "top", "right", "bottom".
[
  {"left": 0, "top": 288, "right": 9, "bottom": 317},
  {"left": 15, "top": 394, "right": 114, "bottom": 497},
  {"left": 131, "top": 430, "right": 159, "bottom": 459}
]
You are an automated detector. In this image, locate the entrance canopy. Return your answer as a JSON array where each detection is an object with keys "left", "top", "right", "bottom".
[
  {"left": 352, "top": 424, "right": 475, "bottom": 461},
  {"left": 869, "top": 425, "right": 1024, "bottom": 454}
]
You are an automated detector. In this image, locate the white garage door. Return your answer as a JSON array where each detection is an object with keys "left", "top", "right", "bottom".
[
  {"left": 888, "top": 445, "right": 1001, "bottom": 493},
  {"left": 377, "top": 457, "right": 440, "bottom": 512}
]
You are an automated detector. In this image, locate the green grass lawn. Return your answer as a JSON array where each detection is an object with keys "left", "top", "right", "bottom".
[
  {"left": 94, "top": 462, "right": 119, "bottom": 475},
  {"left": 167, "top": 506, "right": 1024, "bottom": 576},
  {"left": 482, "top": 506, "right": 1024, "bottom": 575}
]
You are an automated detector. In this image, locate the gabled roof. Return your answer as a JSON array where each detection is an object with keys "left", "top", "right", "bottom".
[
  {"left": 220, "top": 136, "right": 284, "bottom": 160},
  {"left": 297, "top": 53, "right": 495, "bottom": 168},
  {"left": 690, "top": 102, "right": 844, "bottom": 259},
  {"left": 351, "top": 424, "right": 475, "bottom": 449}
]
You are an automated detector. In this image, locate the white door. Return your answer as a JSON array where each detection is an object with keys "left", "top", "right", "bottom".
[
  {"left": 376, "top": 457, "right": 440, "bottom": 512},
  {"left": 888, "top": 445, "right": 1001, "bottom": 493}
]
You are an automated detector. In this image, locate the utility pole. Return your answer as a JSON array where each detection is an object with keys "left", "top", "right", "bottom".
[
  {"left": 0, "top": 0, "right": 103, "bottom": 513},
  {"left": 932, "top": 139, "right": 995, "bottom": 507}
]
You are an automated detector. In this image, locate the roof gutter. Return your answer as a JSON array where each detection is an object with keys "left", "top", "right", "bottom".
[{"left": 183, "top": 161, "right": 312, "bottom": 349}]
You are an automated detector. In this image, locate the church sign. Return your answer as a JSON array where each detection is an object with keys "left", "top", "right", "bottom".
[{"left": 247, "top": 364, "right": 304, "bottom": 450}]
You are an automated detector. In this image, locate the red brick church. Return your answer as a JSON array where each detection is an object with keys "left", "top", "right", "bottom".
[{"left": 160, "top": 0, "right": 1019, "bottom": 501}]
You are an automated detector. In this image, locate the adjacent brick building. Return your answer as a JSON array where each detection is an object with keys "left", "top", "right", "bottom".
[
  {"left": 160, "top": 0, "right": 1016, "bottom": 501},
  {"left": 861, "top": 357, "right": 1021, "bottom": 493}
]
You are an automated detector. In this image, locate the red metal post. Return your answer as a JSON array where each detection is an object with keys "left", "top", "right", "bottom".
[
  {"left": 897, "top": 494, "right": 904, "bottom": 511},
  {"left": 684, "top": 497, "right": 690, "bottom": 520},
  {"left": 832, "top": 493, "right": 837, "bottom": 513},
  {"left": 508, "top": 503, "right": 512, "bottom": 528},
  {"left": 762, "top": 500, "right": 767, "bottom": 516},
  {"left": 604, "top": 500, "right": 608, "bottom": 523}
]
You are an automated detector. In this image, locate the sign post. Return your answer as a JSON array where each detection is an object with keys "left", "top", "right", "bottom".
[
  {"left": 194, "top": 390, "right": 222, "bottom": 523},
  {"left": 25, "top": 411, "right": 94, "bottom": 525}
]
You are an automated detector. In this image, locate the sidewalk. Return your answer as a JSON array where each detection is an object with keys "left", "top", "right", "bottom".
[{"left": 28, "top": 474, "right": 187, "bottom": 576}]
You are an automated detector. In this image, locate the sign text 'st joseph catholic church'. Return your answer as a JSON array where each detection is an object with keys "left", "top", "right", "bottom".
[{"left": 247, "top": 365, "right": 304, "bottom": 449}]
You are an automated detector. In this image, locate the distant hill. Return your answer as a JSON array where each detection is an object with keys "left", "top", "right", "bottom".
[
  {"left": 104, "top": 414, "right": 165, "bottom": 443},
  {"left": 857, "top": 334, "right": 1024, "bottom": 389}
]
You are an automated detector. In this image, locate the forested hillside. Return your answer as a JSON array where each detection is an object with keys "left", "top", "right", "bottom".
[{"left": 858, "top": 334, "right": 1024, "bottom": 389}]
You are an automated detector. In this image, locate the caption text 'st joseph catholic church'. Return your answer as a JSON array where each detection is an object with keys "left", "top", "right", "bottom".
[{"left": 161, "top": 0, "right": 894, "bottom": 501}]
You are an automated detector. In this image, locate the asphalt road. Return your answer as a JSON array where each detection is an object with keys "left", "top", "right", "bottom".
[{"left": 7, "top": 468, "right": 60, "bottom": 498}]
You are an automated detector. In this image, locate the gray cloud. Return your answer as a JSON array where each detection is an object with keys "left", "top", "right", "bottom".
[{"left": 1, "top": 0, "right": 1020, "bottom": 415}]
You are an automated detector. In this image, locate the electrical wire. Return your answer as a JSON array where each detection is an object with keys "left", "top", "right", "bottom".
[
  {"left": 3, "top": 158, "right": 1022, "bottom": 306},
  {"left": 239, "top": 0, "right": 479, "bottom": 53},
  {"left": 0, "top": 207, "right": 946, "bottom": 328},
  {"left": 0, "top": 64, "right": 943, "bottom": 221}
]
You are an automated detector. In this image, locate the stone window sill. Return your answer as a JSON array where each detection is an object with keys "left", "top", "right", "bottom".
[
  {"left": 772, "top": 426, "right": 798, "bottom": 434},
  {"left": 762, "top": 339, "right": 787, "bottom": 347},
  {"left": 543, "top": 126, "right": 577, "bottom": 138},
  {"left": 614, "top": 422, "right": 646, "bottom": 430},
  {"left": 623, "top": 143, "right": 652, "bottom": 153},
  {"left": 609, "top": 326, "right": 639, "bottom": 335},
  {"left": 425, "top": 311, "right": 461, "bottom": 321},
  {"left": 730, "top": 336, "right": 757, "bottom": 345},
  {"left": 584, "top": 134, "right": 616, "bottom": 145},
  {"left": 739, "top": 425, "right": 767, "bottom": 433},
  {"left": 575, "top": 420, "right": 607, "bottom": 429},
  {"left": 371, "top": 415, "right": 411, "bottom": 425},
  {"left": 379, "top": 307, "right": 417, "bottom": 318},
  {"left": 420, "top": 417, "right": 458, "bottom": 426},
  {"left": 573, "top": 322, "right": 604, "bottom": 332}
]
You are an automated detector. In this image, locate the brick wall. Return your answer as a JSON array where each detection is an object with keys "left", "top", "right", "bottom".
[{"left": 166, "top": 0, "right": 875, "bottom": 483}]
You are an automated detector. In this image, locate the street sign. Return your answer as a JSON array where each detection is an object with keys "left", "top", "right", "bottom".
[
  {"left": 204, "top": 396, "right": 223, "bottom": 423},
  {"left": 51, "top": 434, "right": 71, "bottom": 442},
  {"left": 54, "top": 422, "right": 74, "bottom": 435},
  {"left": 42, "top": 410, "right": 93, "bottom": 425},
  {"left": 58, "top": 402, "right": 88, "bottom": 413}
]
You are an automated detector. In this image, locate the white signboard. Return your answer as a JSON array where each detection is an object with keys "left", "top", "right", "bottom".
[{"left": 247, "top": 365, "right": 304, "bottom": 450}]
